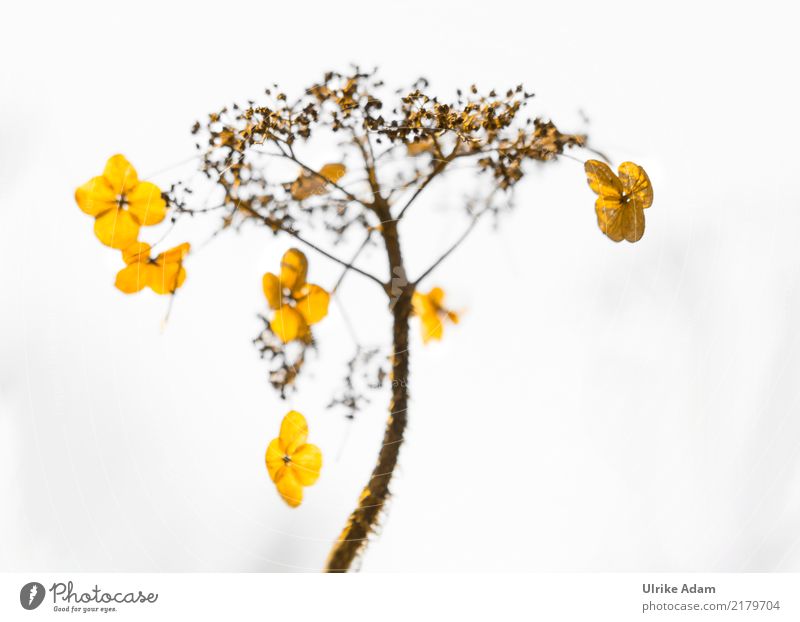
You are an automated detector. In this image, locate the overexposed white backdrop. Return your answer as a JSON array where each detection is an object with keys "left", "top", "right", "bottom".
[{"left": 2, "top": 0, "right": 800, "bottom": 571}]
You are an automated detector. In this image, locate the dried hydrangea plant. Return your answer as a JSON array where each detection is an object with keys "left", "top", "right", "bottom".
[{"left": 75, "top": 67, "right": 653, "bottom": 572}]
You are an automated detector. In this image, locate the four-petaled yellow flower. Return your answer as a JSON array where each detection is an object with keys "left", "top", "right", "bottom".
[
  {"left": 584, "top": 160, "right": 653, "bottom": 243},
  {"left": 265, "top": 410, "right": 322, "bottom": 507},
  {"left": 115, "top": 242, "right": 190, "bottom": 295},
  {"left": 290, "top": 163, "right": 346, "bottom": 200},
  {"left": 75, "top": 154, "right": 167, "bottom": 249},
  {"left": 262, "top": 248, "right": 330, "bottom": 343},
  {"left": 412, "top": 286, "right": 459, "bottom": 344}
]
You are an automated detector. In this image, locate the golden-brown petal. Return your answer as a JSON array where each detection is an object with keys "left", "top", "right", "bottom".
[
  {"left": 103, "top": 154, "right": 139, "bottom": 195},
  {"left": 270, "top": 305, "right": 308, "bottom": 343},
  {"left": 617, "top": 162, "right": 654, "bottom": 210},
  {"left": 93, "top": 208, "right": 140, "bottom": 249},
  {"left": 290, "top": 443, "right": 322, "bottom": 486},
  {"left": 126, "top": 181, "right": 167, "bottom": 225},
  {"left": 275, "top": 469, "right": 303, "bottom": 507},
  {"left": 407, "top": 138, "right": 435, "bottom": 156},
  {"left": 584, "top": 160, "right": 622, "bottom": 199},
  {"left": 280, "top": 248, "right": 308, "bottom": 293},
  {"left": 290, "top": 175, "right": 322, "bottom": 200},
  {"left": 290, "top": 164, "right": 346, "bottom": 200},
  {"left": 122, "top": 242, "right": 152, "bottom": 264},
  {"left": 75, "top": 176, "right": 117, "bottom": 217},
  {"left": 296, "top": 284, "right": 330, "bottom": 325},
  {"left": 262, "top": 272, "right": 282, "bottom": 310},
  {"left": 114, "top": 263, "right": 151, "bottom": 294},
  {"left": 595, "top": 199, "right": 625, "bottom": 242},
  {"left": 265, "top": 437, "right": 286, "bottom": 482},
  {"left": 620, "top": 203, "right": 645, "bottom": 243},
  {"left": 279, "top": 410, "right": 308, "bottom": 455}
]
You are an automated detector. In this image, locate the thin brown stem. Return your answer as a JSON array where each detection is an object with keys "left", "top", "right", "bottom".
[
  {"left": 283, "top": 228, "right": 384, "bottom": 289},
  {"left": 395, "top": 151, "right": 454, "bottom": 221},
  {"left": 414, "top": 208, "right": 488, "bottom": 286},
  {"left": 331, "top": 231, "right": 374, "bottom": 294},
  {"left": 325, "top": 204, "right": 412, "bottom": 572}
]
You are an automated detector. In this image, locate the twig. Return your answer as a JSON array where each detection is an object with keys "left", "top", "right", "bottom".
[
  {"left": 283, "top": 227, "right": 384, "bottom": 289},
  {"left": 413, "top": 208, "right": 488, "bottom": 286},
  {"left": 332, "top": 232, "right": 374, "bottom": 294}
]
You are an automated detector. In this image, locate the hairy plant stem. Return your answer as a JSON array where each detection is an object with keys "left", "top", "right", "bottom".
[{"left": 324, "top": 207, "right": 412, "bottom": 572}]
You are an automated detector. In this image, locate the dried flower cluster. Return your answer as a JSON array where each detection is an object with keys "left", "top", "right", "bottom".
[{"left": 75, "top": 67, "right": 653, "bottom": 572}]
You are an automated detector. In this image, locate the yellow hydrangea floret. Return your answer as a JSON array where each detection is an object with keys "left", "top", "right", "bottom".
[
  {"left": 265, "top": 410, "right": 322, "bottom": 507},
  {"left": 412, "top": 286, "right": 459, "bottom": 344},
  {"left": 584, "top": 160, "right": 653, "bottom": 243},
  {"left": 262, "top": 248, "right": 330, "bottom": 343},
  {"left": 115, "top": 242, "right": 190, "bottom": 295},
  {"left": 75, "top": 154, "right": 167, "bottom": 249}
]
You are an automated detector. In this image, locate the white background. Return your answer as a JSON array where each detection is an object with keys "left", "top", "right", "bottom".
[{"left": 2, "top": 0, "right": 800, "bottom": 572}]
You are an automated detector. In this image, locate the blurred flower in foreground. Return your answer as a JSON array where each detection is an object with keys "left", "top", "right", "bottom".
[
  {"left": 262, "top": 248, "right": 330, "bottom": 343},
  {"left": 290, "top": 163, "right": 346, "bottom": 200},
  {"left": 115, "top": 242, "right": 190, "bottom": 295},
  {"left": 75, "top": 154, "right": 167, "bottom": 249},
  {"left": 265, "top": 410, "right": 322, "bottom": 507},
  {"left": 412, "top": 286, "right": 459, "bottom": 344},
  {"left": 584, "top": 160, "right": 653, "bottom": 243}
]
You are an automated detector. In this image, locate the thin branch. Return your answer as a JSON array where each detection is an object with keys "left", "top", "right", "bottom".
[
  {"left": 413, "top": 208, "right": 489, "bottom": 286},
  {"left": 332, "top": 231, "right": 374, "bottom": 294},
  {"left": 351, "top": 128, "right": 383, "bottom": 205},
  {"left": 394, "top": 142, "right": 485, "bottom": 221},
  {"left": 270, "top": 141, "right": 365, "bottom": 206},
  {"left": 394, "top": 152, "right": 453, "bottom": 221},
  {"left": 283, "top": 227, "right": 384, "bottom": 289}
]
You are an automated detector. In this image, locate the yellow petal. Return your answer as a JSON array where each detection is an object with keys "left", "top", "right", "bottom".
[
  {"left": 157, "top": 242, "right": 191, "bottom": 264},
  {"left": 126, "top": 181, "right": 167, "bottom": 226},
  {"left": 617, "top": 162, "right": 653, "bottom": 211},
  {"left": 584, "top": 160, "right": 622, "bottom": 200},
  {"left": 280, "top": 248, "right": 308, "bottom": 293},
  {"left": 265, "top": 437, "right": 286, "bottom": 483},
  {"left": 75, "top": 176, "right": 117, "bottom": 217},
  {"left": 262, "top": 272, "right": 282, "bottom": 309},
  {"left": 319, "top": 163, "right": 346, "bottom": 183},
  {"left": 270, "top": 305, "right": 308, "bottom": 343},
  {"left": 103, "top": 154, "right": 139, "bottom": 195},
  {"left": 427, "top": 287, "right": 445, "bottom": 306},
  {"left": 412, "top": 291, "right": 435, "bottom": 317},
  {"left": 275, "top": 469, "right": 303, "bottom": 507},
  {"left": 290, "top": 443, "right": 322, "bottom": 486},
  {"left": 148, "top": 262, "right": 186, "bottom": 295},
  {"left": 295, "top": 284, "right": 329, "bottom": 325},
  {"left": 279, "top": 410, "right": 308, "bottom": 455},
  {"left": 93, "top": 208, "right": 140, "bottom": 249},
  {"left": 114, "top": 263, "right": 151, "bottom": 294},
  {"left": 420, "top": 312, "right": 443, "bottom": 343},
  {"left": 122, "top": 242, "right": 152, "bottom": 264}
]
